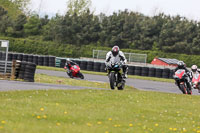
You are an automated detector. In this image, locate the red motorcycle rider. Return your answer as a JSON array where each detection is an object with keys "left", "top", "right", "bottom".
[
  {"left": 65, "top": 59, "right": 78, "bottom": 78},
  {"left": 174, "top": 61, "right": 192, "bottom": 93},
  {"left": 191, "top": 65, "right": 200, "bottom": 93}
]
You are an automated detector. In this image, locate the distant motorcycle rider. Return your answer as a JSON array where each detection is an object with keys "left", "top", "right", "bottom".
[
  {"left": 191, "top": 65, "right": 199, "bottom": 77},
  {"left": 105, "top": 46, "right": 128, "bottom": 78},
  {"left": 65, "top": 59, "right": 77, "bottom": 77},
  {"left": 174, "top": 61, "right": 192, "bottom": 92}
]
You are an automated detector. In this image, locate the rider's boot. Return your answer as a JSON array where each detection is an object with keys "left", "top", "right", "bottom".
[{"left": 122, "top": 73, "right": 127, "bottom": 79}]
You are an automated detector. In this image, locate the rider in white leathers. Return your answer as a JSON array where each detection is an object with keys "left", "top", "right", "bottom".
[{"left": 105, "top": 46, "right": 128, "bottom": 78}]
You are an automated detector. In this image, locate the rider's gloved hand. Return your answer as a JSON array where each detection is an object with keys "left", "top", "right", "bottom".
[{"left": 120, "top": 61, "right": 125, "bottom": 65}]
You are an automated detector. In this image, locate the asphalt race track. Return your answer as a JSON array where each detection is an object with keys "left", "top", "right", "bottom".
[
  {"left": 0, "top": 69, "right": 199, "bottom": 95},
  {"left": 36, "top": 69, "right": 200, "bottom": 95}
]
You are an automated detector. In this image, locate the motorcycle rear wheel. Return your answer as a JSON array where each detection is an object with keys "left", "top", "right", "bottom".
[{"left": 109, "top": 72, "right": 116, "bottom": 90}]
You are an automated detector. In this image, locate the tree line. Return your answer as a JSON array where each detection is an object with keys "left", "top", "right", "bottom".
[{"left": 1, "top": 1, "right": 200, "bottom": 56}]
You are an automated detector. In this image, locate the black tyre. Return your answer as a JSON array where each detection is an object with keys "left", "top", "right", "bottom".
[
  {"left": 141, "top": 67, "right": 149, "bottom": 76},
  {"left": 127, "top": 65, "right": 135, "bottom": 75},
  {"left": 117, "top": 80, "right": 125, "bottom": 90},
  {"left": 180, "top": 84, "right": 187, "bottom": 94},
  {"left": 155, "top": 68, "right": 163, "bottom": 78},
  {"left": 109, "top": 72, "right": 116, "bottom": 90},
  {"left": 134, "top": 66, "right": 142, "bottom": 76},
  {"left": 162, "top": 68, "right": 170, "bottom": 79},
  {"left": 78, "top": 72, "right": 84, "bottom": 79},
  {"left": 93, "top": 62, "right": 101, "bottom": 72},
  {"left": 80, "top": 61, "right": 87, "bottom": 70},
  {"left": 86, "top": 61, "right": 94, "bottom": 71},
  {"left": 148, "top": 67, "right": 156, "bottom": 77},
  {"left": 186, "top": 86, "right": 192, "bottom": 95},
  {"left": 100, "top": 63, "right": 106, "bottom": 72}
]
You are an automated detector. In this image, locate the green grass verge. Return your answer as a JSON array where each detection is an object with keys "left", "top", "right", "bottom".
[
  {"left": 37, "top": 66, "right": 174, "bottom": 83},
  {"left": 0, "top": 89, "right": 200, "bottom": 133},
  {"left": 34, "top": 73, "right": 134, "bottom": 90}
]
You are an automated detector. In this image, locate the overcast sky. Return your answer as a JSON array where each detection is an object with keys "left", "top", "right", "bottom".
[{"left": 30, "top": 0, "right": 200, "bottom": 21}]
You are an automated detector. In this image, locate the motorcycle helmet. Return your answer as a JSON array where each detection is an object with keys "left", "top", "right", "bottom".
[
  {"left": 177, "top": 61, "right": 185, "bottom": 69},
  {"left": 112, "top": 46, "right": 120, "bottom": 57},
  {"left": 191, "top": 65, "right": 198, "bottom": 72}
]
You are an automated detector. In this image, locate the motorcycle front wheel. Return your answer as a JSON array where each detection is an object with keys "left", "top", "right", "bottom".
[
  {"left": 78, "top": 72, "right": 84, "bottom": 79},
  {"left": 180, "top": 84, "right": 187, "bottom": 94},
  {"left": 109, "top": 72, "right": 116, "bottom": 90},
  {"left": 117, "top": 79, "right": 125, "bottom": 90}
]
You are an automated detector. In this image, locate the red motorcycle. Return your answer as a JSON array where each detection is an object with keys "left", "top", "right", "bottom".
[
  {"left": 174, "top": 69, "right": 192, "bottom": 94},
  {"left": 64, "top": 65, "right": 84, "bottom": 79},
  {"left": 192, "top": 72, "right": 200, "bottom": 93}
]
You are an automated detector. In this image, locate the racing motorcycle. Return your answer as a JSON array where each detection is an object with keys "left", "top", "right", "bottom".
[
  {"left": 64, "top": 64, "right": 84, "bottom": 79},
  {"left": 174, "top": 69, "right": 192, "bottom": 94},
  {"left": 192, "top": 72, "right": 200, "bottom": 93},
  {"left": 107, "top": 60, "right": 125, "bottom": 90}
]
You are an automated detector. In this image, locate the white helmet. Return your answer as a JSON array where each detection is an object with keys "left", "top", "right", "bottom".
[{"left": 191, "top": 65, "right": 198, "bottom": 72}]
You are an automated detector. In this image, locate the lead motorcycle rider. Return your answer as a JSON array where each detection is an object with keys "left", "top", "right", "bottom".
[
  {"left": 105, "top": 46, "right": 128, "bottom": 78},
  {"left": 174, "top": 61, "right": 192, "bottom": 92}
]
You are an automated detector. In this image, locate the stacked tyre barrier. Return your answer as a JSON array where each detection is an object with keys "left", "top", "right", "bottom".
[
  {"left": 0, "top": 60, "right": 12, "bottom": 73},
  {"left": 0, "top": 51, "right": 56, "bottom": 67},
  {"left": 0, "top": 51, "right": 176, "bottom": 79},
  {"left": 17, "top": 61, "right": 37, "bottom": 82}
]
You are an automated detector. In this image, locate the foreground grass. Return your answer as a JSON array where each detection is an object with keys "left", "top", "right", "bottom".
[
  {"left": 37, "top": 66, "right": 174, "bottom": 83},
  {"left": 0, "top": 89, "right": 200, "bottom": 133}
]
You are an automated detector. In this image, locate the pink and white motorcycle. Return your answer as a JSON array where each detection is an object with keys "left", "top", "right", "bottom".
[{"left": 192, "top": 72, "right": 200, "bottom": 93}]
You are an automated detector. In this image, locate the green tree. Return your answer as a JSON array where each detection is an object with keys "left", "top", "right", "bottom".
[
  {"left": 0, "top": 0, "right": 30, "bottom": 18},
  {"left": 0, "top": 6, "right": 12, "bottom": 35},
  {"left": 67, "top": 0, "right": 93, "bottom": 16},
  {"left": 24, "top": 15, "right": 41, "bottom": 36},
  {"left": 6, "top": 14, "right": 27, "bottom": 37}
]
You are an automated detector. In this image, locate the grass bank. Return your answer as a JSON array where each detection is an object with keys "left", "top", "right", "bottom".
[{"left": 0, "top": 89, "right": 200, "bottom": 133}]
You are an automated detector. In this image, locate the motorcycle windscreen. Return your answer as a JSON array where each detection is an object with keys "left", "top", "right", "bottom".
[{"left": 175, "top": 69, "right": 186, "bottom": 79}]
